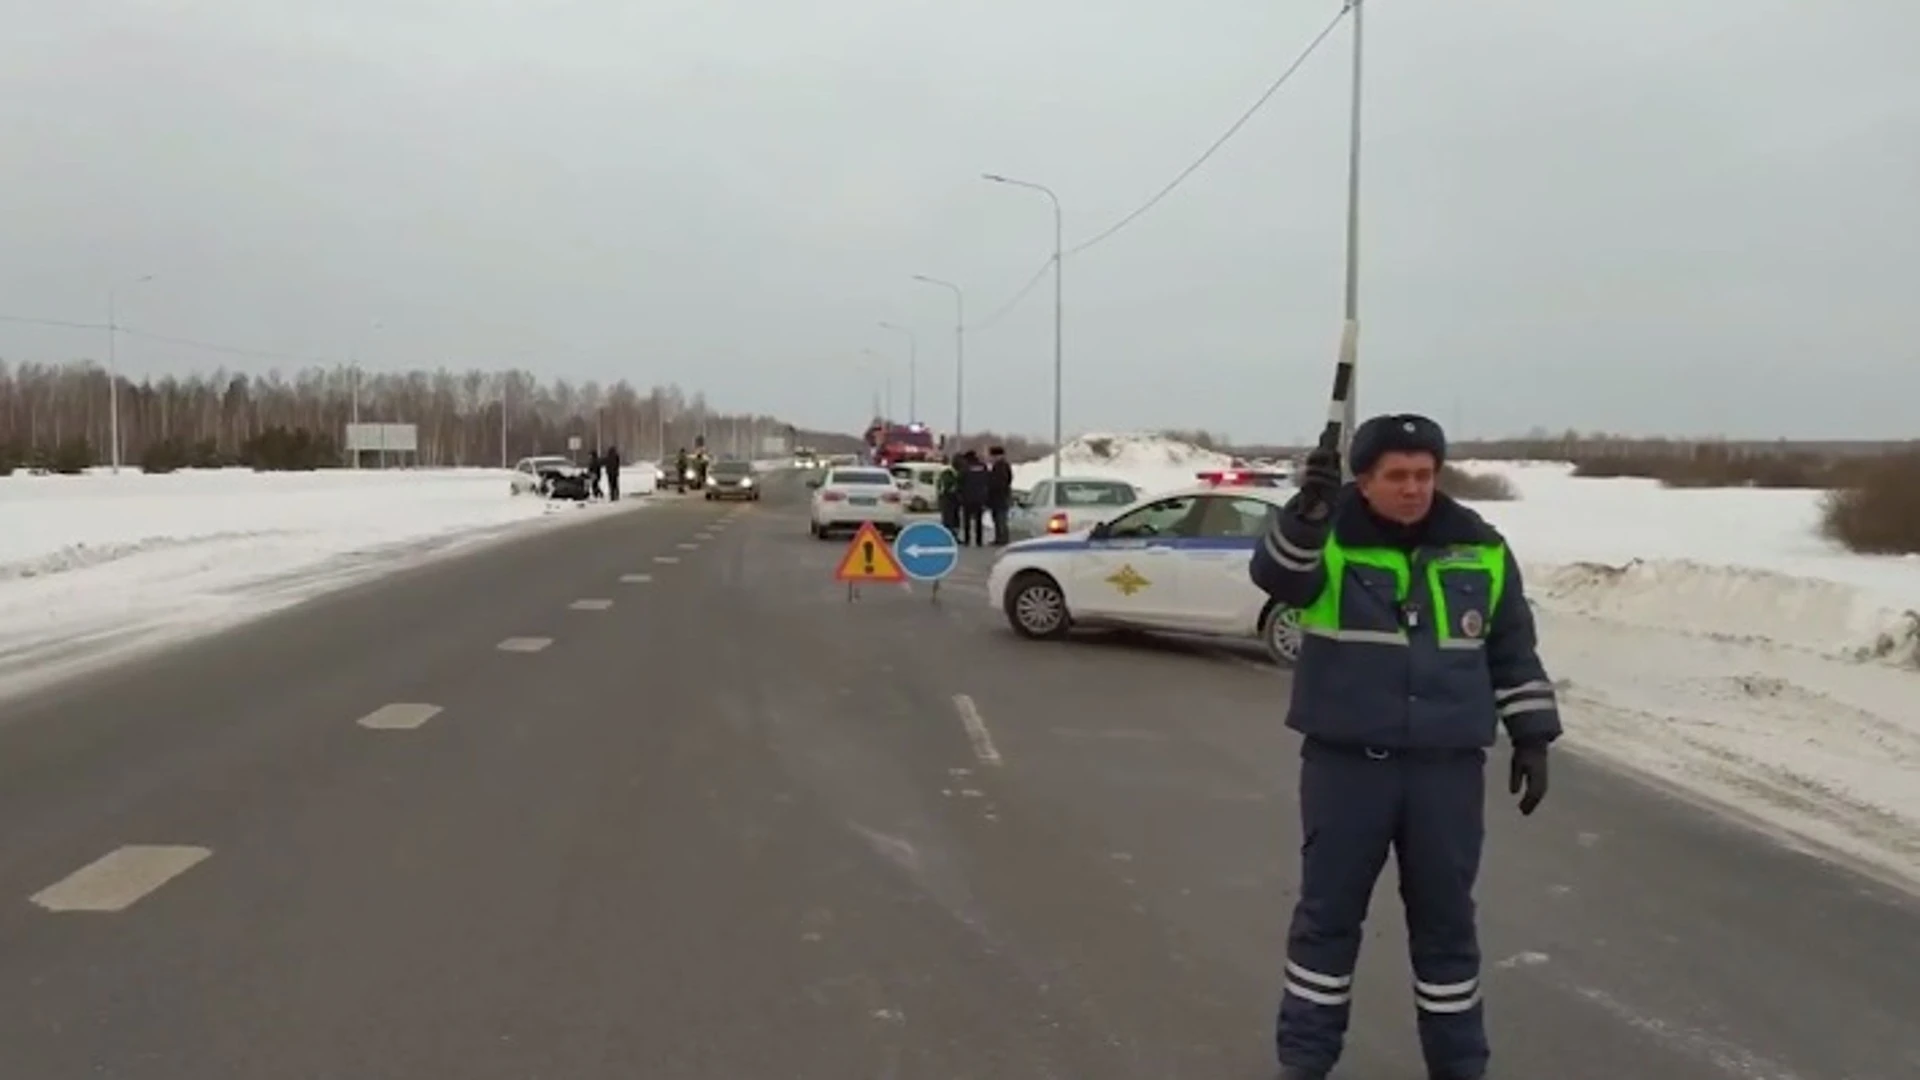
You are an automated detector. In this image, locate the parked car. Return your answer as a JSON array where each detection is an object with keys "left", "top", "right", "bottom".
[
  {"left": 888, "top": 462, "right": 945, "bottom": 512},
  {"left": 807, "top": 466, "right": 906, "bottom": 539},
  {"left": 1005, "top": 476, "right": 1140, "bottom": 540},
  {"left": 509, "top": 455, "right": 587, "bottom": 498},
  {"left": 986, "top": 484, "right": 1302, "bottom": 667}
]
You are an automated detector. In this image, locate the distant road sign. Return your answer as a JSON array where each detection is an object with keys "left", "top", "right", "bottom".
[
  {"left": 833, "top": 523, "right": 905, "bottom": 583},
  {"left": 892, "top": 521, "right": 959, "bottom": 582}
]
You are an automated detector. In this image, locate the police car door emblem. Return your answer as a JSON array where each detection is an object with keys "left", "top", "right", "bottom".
[
  {"left": 1460, "top": 609, "right": 1484, "bottom": 638},
  {"left": 1106, "top": 564, "right": 1150, "bottom": 596}
]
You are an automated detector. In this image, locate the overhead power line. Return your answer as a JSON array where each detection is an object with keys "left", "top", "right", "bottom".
[{"left": 967, "top": 2, "right": 1353, "bottom": 334}]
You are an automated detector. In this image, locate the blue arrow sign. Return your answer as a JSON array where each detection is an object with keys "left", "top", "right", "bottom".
[{"left": 892, "top": 520, "right": 960, "bottom": 582}]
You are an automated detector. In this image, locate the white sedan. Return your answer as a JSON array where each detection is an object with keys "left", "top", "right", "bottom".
[
  {"left": 984, "top": 484, "right": 1303, "bottom": 666},
  {"left": 808, "top": 465, "right": 906, "bottom": 539}
]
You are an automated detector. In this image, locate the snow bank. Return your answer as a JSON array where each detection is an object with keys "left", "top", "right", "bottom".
[
  {"left": 0, "top": 467, "right": 649, "bottom": 701},
  {"left": 1013, "top": 433, "right": 1230, "bottom": 496},
  {"left": 1464, "top": 461, "right": 1920, "bottom": 667}
]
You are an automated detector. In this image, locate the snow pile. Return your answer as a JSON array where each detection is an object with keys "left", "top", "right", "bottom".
[
  {"left": 1463, "top": 460, "right": 1920, "bottom": 667},
  {"left": 1013, "top": 433, "right": 1230, "bottom": 496},
  {"left": 0, "top": 467, "right": 648, "bottom": 701}
]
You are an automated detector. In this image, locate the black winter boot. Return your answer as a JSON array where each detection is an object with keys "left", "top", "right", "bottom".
[{"left": 1277, "top": 1067, "right": 1327, "bottom": 1080}]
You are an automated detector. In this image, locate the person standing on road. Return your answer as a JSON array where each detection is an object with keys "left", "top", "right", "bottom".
[
  {"left": 957, "top": 450, "right": 990, "bottom": 546},
  {"left": 587, "top": 449, "right": 605, "bottom": 500},
  {"left": 1248, "top": 413, "right": 1559, "bottom": 1080},
  {"left": 937, "top": 455, "right": 961, "bottom": 533},
  {"left": 604, "top": 445, "right": 622, "bottom": 501},
  {"left": 986, "top": 446, "right": 1014, "bottom": 545}
]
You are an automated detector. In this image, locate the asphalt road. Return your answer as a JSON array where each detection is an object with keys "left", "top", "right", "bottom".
[{"left": 0, "top": 470, "right": 1915, "bottom": 1079}]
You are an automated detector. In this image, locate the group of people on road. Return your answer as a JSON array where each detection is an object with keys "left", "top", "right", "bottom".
[
  {"left": 933, "top": 445, "right": 1014, "bottom": 546},
  {"left": 584, "top": 446, "right": 621, "bottom": 500}
]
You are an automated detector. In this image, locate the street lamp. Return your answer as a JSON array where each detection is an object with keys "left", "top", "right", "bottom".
[
  {"left": 105, "top": 273, "right": 156, "bottom": 473},
  {"left": 860, "top": 348, "right": 893, "bottom": 419},
  {"left": 982, "top": 172, "right": 1064, "bottom": 478},
  {"left": 911, "top": 274, "right": 965, "bottom": 443},
  {"left": 877, "top": 321, "right": 918, "bottom": 422}
]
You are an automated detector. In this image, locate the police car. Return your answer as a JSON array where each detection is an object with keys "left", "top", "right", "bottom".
[{"left": 984, "top": 484, "right": 1303, "bottom": 666}]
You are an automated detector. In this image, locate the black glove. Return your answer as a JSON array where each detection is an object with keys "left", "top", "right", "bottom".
[
  {"left": 1509, "top": 745, "right": 1549, "bottom": 815},
  {"left": 1297, "top": 446, "right": 1343, "bottom": 520}
]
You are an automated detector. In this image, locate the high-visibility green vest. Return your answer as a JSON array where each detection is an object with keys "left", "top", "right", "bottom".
[{"left": 1297, "top": 538, "right": 1508, "bottom": 646}]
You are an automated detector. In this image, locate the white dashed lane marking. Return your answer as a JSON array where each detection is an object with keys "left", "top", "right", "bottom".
[
  {"left": 619, "top": 573, "right": 653, "bottom": 584},
  {"left": 694, "top": 532, "right": 715, "bottom": 540},
  {"left": 952, "top": 694, "right": 1004, "bottom": 766},
  {"left": 570, "top": 599, "right": 613, "bottom": 611},
  {"left": 676, "top": 542, "right": 699, "bottom": 550},
  {"left": 496, "top": 637, "right": 553, "bottom": 653},
  {"left": 654, "top": 556, "right": 680, "bottom": 565},
  {"left": 356, "top": 703, "right": 443, "bottom": 730},
  {"left": 31, "top": 845, "right": 214, "bottom": 913}
]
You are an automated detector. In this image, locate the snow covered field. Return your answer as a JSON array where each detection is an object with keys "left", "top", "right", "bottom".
[
  {"left": 1022, "top": 435, "right": 1920, "bottom": 888},
  {"left": 0, "top": 465, "right": 661, "bottom": 703}
]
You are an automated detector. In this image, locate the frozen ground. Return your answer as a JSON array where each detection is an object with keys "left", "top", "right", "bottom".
[
  {"left": 0, "top": 465, "right": 663, "bottom": 703},
  {"left": 1016, "top": 439, "right": 1920, "bottom": 889}
]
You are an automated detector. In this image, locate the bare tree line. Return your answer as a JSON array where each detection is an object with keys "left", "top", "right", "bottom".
[{"left": 0, "top": 359, "right": 802, "bottom": 467}]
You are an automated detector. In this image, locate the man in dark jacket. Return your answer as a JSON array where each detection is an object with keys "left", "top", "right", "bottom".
[
  {"left": 986, "top": 446, "right": 1014, "bottom": 545},
  {"left": 603, "top": 445, "right": 622, "bottom": 501},
  {"left": 957, "top": 450, "right": 990, "bottom": 546},
  {"left": 586, "top": 449, "right": 604, "bottom": 499},
  {"left": 1249, "top": 413, "right": 1558, "bottom": 1080},
  {"left": 936, "top": 456, "right": 961, "bottom": 533}
]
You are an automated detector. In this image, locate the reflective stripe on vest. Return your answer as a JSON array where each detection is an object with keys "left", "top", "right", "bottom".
[{"left": 1297, "top": 539, "right": 1506, "bottom": 646}]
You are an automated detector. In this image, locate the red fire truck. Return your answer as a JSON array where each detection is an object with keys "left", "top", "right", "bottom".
[{"left": 863, "top": 420, "right": 938, "bottom": 467}]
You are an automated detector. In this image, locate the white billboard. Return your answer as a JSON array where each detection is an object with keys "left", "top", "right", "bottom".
[{"left": 344, "top": 423, "right": 419, "bottom": 453}]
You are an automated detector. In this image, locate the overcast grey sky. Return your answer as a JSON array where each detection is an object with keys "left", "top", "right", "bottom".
[{"left": 2, "top": 0, "right": 1916, "bottom": 441}]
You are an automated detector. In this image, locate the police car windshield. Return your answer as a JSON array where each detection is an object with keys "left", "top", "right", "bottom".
[
  {"left": 1058, "top": 481, "right": 1135, "bottom": 506},
  {"left": 833, "top": 470, "right": 892, "bottom": 485}
]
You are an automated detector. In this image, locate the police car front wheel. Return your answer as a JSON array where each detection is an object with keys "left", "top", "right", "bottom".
[
  {"left": 1261, "top": 602, "right": 1303, "bottom": 668},
  {"left": 1005, "top": 571, "right": 1070, "bottom": 640}
]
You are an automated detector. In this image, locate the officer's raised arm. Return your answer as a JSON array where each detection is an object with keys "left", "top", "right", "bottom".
[
  {"left": 1250, "top": 492, "right": 1331, "bottom": 606},
  {"left": 1485, "top": 546, "right": 1562, "bottom": 749}
]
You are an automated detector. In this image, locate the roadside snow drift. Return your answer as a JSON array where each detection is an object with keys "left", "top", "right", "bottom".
[
  {"left": 1013, "top": 433, "right": 1230, "bottom": 496},
  {"left": 0, "top": 467, "right": 650, "bottom": 702}
]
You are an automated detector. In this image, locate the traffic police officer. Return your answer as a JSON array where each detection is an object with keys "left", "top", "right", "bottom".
[{"left": 1249, "top": 414, "right": 1559, "bottom": 1080}]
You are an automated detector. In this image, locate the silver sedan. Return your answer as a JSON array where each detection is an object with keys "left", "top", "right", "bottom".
[{"left": 1004, "top": 476, "right": 1140, "bottom": 540}]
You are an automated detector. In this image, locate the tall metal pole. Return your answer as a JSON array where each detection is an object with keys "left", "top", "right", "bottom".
[
  {"left": 104, "top": 273, "right": 155, "bottom": 474},
  {"left": 878, "top": 321, "right": 918, "bottom": 421},
  {"left": 500, "top": 376, "right": 509, "bottom": 467},
  {"left": 1337, "top": 0, "right": 1365, "bottom": 476},
  {"left": 911, "top": 275, "right": 965, "bottom": 444},
  {"left": 982, "top": 174, "right": 1064, "bottom": 478},
  {"left": 106, "top": 290, "right": 120, "bottom": 474}
]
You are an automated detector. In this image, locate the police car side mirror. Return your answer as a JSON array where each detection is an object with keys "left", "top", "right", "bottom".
[{"left": 1089, "top": 521, "right": 1111, "bottom": 540}]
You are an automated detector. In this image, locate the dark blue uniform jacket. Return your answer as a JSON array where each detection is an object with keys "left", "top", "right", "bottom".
[{"left": 1250, "top": 485, "right": 1563, "bottom": 752}]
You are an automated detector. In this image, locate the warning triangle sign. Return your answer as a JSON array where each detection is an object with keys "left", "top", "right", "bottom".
[{"left": 833, "top": 522, "right": 905, "bottom": 583}]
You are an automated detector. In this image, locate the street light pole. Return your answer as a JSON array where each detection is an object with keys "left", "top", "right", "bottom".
[
  {"left": 105, "top": 273, "right": 155, "bottom": 474},
  {"left": 1337, "top": 0, "right": 1365, "bottom": 475},
  {"left": 877, "top": 321, "right": 918, "bottom": 422},
  {"left": 861, "top": 348, "right": 893, "bottom": 419},
  {"left": 982, "top": 172, "right": 1064, "bottom": 478},
  {"left": 911, "top": 275, "right": 964, "bottom": 444}
]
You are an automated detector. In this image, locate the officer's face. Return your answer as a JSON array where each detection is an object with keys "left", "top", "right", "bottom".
[{"left": 1358, "top": 451, "right": 1437, "bottom": 524}]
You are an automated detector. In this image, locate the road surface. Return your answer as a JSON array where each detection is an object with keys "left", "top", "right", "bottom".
[{"left": 0, "top": 471, "right": 1914, "bottom": 1079}]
